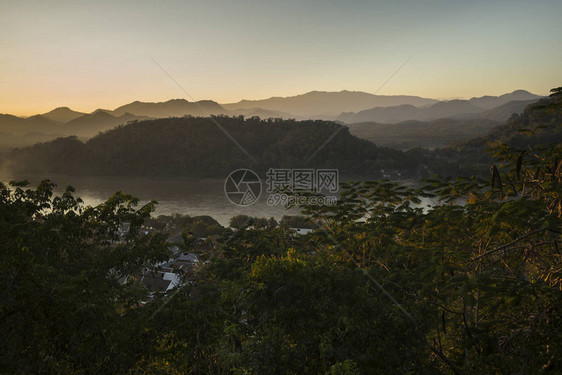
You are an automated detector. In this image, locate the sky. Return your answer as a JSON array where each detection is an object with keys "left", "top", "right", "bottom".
[{"left": 1, "top": 0, "right": 561, "bottom": 116}]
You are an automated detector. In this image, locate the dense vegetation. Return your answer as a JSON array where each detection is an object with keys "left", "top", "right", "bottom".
[
  {"left": 1, "top": 124, "right": 560, "bottom": 373},
  {"left": 1, "top": 87, "right": 560, "bottom": 373},
  {"left": 0, "top": 185, "right": 170, "bottom": 373},
  {"left": 4, "top": 116, "right": 422, "bottom": 179},
  {"left": 146, "top": 213, "right": 226, "bottom": 238},
  {"left": 425, "top": 88, "right": 562, "bottom": 177}
]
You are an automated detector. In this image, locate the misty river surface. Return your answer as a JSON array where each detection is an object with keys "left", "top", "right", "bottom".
[{"left": 0, "top": 175, "right": 297, "bottom": 227}]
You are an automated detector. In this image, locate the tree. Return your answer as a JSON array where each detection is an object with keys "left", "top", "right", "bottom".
[{"left": 0, "top": 180, "right": 169, "bottom": 373}]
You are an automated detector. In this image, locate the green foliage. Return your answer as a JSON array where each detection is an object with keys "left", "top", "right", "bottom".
[
  {"left": 294, "top": 139, "right": 561, "bottom": 373},
  {"left": 2, "top": 141, "right": 561, "bottom": 373},
  {"left": 7, "top": 116, "right": 421, "bottom": 178},
  {"left": 229, "top": 215, "right": 278, "bottom": 230},
  {"left": 279, "top": 214, "right": 316, "bottom": 229},
  {"left": 426, "top": 91, "right": 562, "bottom": 177},
  {"left": 0, "top": 181, "right": 170, "bottom": 373},
  {"left": 146, "top": 213, "right": 225, "bottom": 238}
]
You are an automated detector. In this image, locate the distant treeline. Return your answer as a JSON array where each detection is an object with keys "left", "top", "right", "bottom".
[{"left": 5, "top": 117, "right": 420, "bottom": 178}]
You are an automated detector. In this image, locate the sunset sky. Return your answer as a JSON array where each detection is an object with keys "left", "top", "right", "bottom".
[{"left": 1, "top": 0, "right": 561, "bottom": 116}]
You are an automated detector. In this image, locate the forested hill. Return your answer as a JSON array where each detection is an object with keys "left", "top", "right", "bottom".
[
  {"left": 5, "top": 116, "right": 418, "bottom": 178},
  {"left": 465, "top": 88, "right": 562, "bottom": 148},
  {"left": 428, "top": 87, "right": 562, "bottom": 177}
]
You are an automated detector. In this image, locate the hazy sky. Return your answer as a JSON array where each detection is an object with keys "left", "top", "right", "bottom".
[{"left": 1, "top": 0, "right": 561, "bottom": 115}]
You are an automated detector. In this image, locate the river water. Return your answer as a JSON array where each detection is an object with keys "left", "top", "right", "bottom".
[
  {"left": 2, "top": 174, "right": 443, "bottom": 227},
  {"left": 1, "top": 174, "right": 297, "bottom": 227}
]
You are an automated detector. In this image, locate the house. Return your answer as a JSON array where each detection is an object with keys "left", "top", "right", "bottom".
[
  {"left": 138, "top": 252, "right": 200, "bottom": 296},
  {"left": 290, "top": 227, "right": 313, "bottom": 236},
  {"left": 140, "top": 270, "right": 180, "bottom": 293},
  {"left": 178, "top": 253, "right": 199, "bottom": 263},
  {"left": 167, "top": 253, "right": 200, "bottom": 274},
  {"left": 157, "top": 252, "right": 201, "bottom": 274}
]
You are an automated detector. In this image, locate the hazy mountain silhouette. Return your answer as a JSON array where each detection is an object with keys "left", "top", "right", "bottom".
[
  {"left": 468, "top": 89, "right": 542, "bottom": 110},
  {"left": 1, "top": 100, "right": 227, "bottom": 149},
  {"left": 0, "top": 114, "right": 63, "bottom": 134},
  {"left": 0, "top": 114, "right": 66, "bottom": 149},
  {"left": 346, "top": 118, "right": 500, "bottom": 150},
  {"left": 458, "top": 99, "right": 540, "bottom": 122},
  {"left": 339, "top": 100, "right": 482, "bottom": 123},
  {"left": 0, "top": 131, "right": 67, "bottom": 150},
  {"left": 0, "top": 89, "right": 545, "bottom": 151},
  {"left": 108, "top": 99, "right": 225, "bottom": 118},
  {"left": 0, "top": 114, "right": 27, "bottom": 134},
  {"left": 426, "top": 100, "right": 483, "bottom": 118},
  {"left": 427, "top": 88, "right": 562, "bottom": 177},
  {"left": 222, "top": 90, "right": 438, "bottom": 118},
  {"left": 459, "top": 92, "right": 562, "bottom": 151},
  {"left": 4, "top": 88, "right": 558, "bottom": 179},
  {"left": 0, "top": 111, "right": 148, "bottom": 149},
  {"left": 339, "top": 94, "right": 543, "bottom": 124},
  {"left": 42, "top": 107, "right": 85, "bottom": 122},
  {"left": 66, "top": 111, "right": 150, "bottom": 137},
  {"left": 337, "top": 105, "right": 419, "bottom": 123}
]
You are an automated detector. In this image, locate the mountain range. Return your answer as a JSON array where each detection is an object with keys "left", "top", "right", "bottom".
[
  {"left": 3, "top": 88, "right": 560, "bottom": 180},
  {"left": 0, "top": 89, "right": 544, "bottom": 150},
  {"left": 336, "top": 90, "right": 542, "bottom": 123},
  {"left": 222, "top": 90, "right": 439, "bottom": 118}
]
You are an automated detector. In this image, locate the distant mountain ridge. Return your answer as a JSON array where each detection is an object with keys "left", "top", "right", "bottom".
[
  {"left": 467, "top": 89, "right": 542, "bottom": 110},
  {"left": 66, "top": 112, "right": 152, "bottom": 137},
  {"left": 0, "top": 114, "right": 64, "bottom": 134},
  {"left": 338, "top": 90, "right": 543, "bottom": 124},
  {"left": 458, "top": 99, "right": 539, "bottom": 122},
  {"left": 222, "top": 90, "right": 439, "bottom": 118},
  {"left": 3, "top": 88, "right": 558, "bottom": 180},
  {"left": 0, "top": 89, "right": 546, "bottom": 150},
  {"left": 42, "top": 107, "right": 85, "bottom": 122},
  {"left": 109, "top": 99, "right": 225, "bottom": 118},
  {"left": 427, "top": 88, "right": 562, "bottom": 177},
  {"left": 0, "top": 99, "right": 229, "bottom": 148}
]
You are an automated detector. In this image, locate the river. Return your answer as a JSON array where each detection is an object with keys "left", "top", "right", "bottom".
[{"left": 0, "top": 174, "right": 298, "bottom": 227}]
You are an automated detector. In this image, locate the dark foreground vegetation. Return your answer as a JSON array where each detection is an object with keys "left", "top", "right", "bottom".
[{"left": 1, "top": 130, "right": 561, "bottom": 374}]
